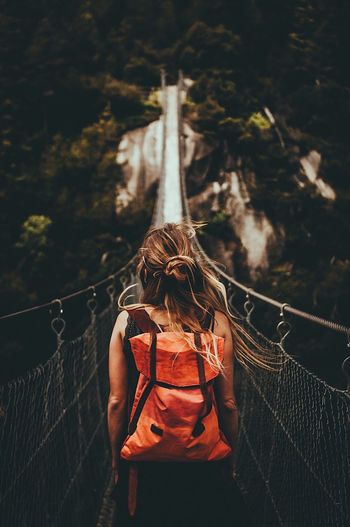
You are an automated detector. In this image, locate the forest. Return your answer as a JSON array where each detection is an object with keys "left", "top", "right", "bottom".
[{"left": 1, "top": 0, "right": 349, "bottom": 333}]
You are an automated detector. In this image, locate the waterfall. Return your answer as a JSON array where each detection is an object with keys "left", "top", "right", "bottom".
[
  {"left": 300, "top": 150, "right": 336, "bottom": 200},
  {"left": 226, "top": 171, "right": 276, "bottom": 274}
]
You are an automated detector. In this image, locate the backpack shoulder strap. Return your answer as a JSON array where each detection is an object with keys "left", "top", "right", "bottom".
[{"left": 192, "top": 332, "right": 213, "bottom": 437}]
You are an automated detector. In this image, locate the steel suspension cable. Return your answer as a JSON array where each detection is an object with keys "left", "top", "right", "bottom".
[
  {"left": 0, "top": 254, "right": 139, "bottom": 322},
  {"left": 176, "top": 71, "right": 350, "bottom": 337}
]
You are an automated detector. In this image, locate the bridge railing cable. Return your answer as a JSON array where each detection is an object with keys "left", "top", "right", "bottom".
[
  {"left": 0, "top": 69, "right": 172, "bottom": 527},
  {"left": 0, "top": 259, "right": 140, "bottom": 526},
  {"left": 0, "top": 72, "right": 169, "bottom": 324},
  {"left": 176, "top": 72, "right": 350, "bottom": 344},
  {"left": 177, "top": 67, "right": 350, "bottom": 387},
  {"left": 176, "top": 70, "right": 350, "bottom": 527},
  {"left": 0, "top": 254, "right": 138, "bottom": 322}
]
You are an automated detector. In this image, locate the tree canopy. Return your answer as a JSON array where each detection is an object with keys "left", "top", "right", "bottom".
[{"left": 1, "top": 0, "right": 349, "bottom": 337}]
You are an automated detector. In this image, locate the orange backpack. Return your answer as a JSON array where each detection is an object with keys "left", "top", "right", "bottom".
[{"left": 120, "top": 308, "right": 232, "bottom": 464}]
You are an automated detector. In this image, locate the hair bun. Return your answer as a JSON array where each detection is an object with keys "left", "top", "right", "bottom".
[{"left": 164, "top": 255, "right": 195, "bottom": 282}]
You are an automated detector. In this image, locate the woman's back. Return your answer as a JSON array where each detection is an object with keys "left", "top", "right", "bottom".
[
  {"left": 108, "top": 222, "right": 260, "bottom": 527},
  {"left": 113, "top": 306, "right": 251, "bottom": 527}
]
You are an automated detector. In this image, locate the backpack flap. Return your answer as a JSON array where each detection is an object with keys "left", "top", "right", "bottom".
[{"left": 129, "top": 332, "right": 224, "bottom": 386}]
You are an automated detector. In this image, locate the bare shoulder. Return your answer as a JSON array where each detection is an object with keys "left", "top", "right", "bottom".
[
  {"left": 116, "top": 309, "right": 129, "bottom": 324},
  {"left": 212, "top": 310, "right": 231, "bottom": 337},
  {"left": 111, "top": 309, "right": 129, "bottom": 340}
]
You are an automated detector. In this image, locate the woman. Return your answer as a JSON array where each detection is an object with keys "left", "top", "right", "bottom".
[{"left": 108, "top": 222, "right": 275, "bottom": 526}]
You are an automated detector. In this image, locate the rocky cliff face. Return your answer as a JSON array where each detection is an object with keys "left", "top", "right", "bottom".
[
  {"left": 115, "top": 117, "right": 163, "bottom": 213},
  {"left": 115, "top": 99, "right": 336, "bottom": 282},
  {"left": 187, "top": 150, "right": 283, "bottom": 281}
]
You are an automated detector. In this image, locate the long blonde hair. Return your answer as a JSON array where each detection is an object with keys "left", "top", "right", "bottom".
[{"left": 119, "top": 221, "right": 280, "bottom": 374}]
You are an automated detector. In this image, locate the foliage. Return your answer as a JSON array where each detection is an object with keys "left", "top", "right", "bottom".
[
  {"left": 1, "top": 0, "right": 350, "bottom": 331},
  {"left": 16, "top": 215, "right": 52, "bottom": 254},
  {"left": 176, "top": 21, "right": 241, "bottom": 70},
  {"left": 247, "top": 112, "right": 271, "bottom": 131}
]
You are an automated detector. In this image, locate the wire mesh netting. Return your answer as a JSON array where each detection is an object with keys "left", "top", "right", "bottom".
[
  {"left": 231, "top": 304, "right": 350, "bottom": 527},
  {"left": 175, "top": 68, "right": 350, "bottom": 527},
  {"left": 1, "top": 279, "right": 349, "bottom": 527},
  {"left": 0, "top": 293, "right": 120, "bottom": 527}
]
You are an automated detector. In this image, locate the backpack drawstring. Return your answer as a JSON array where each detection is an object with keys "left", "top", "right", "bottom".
[{"left": 128, "top": 462, "right": 138, "bottom": 517}]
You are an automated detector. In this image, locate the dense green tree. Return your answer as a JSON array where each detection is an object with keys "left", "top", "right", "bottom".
[{"left": 1, "top": 0, "right": 349, "bottom": 338}]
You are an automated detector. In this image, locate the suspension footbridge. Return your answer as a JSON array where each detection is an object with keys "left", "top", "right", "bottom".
[{"left": 0, "top": 72, "right": 349, "bottom": 527}]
